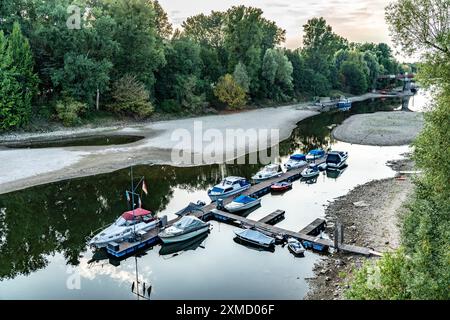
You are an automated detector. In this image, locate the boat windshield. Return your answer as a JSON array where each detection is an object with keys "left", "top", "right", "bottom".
[{"left": 115, "top": 217, "right": 127, "bottom": 226}]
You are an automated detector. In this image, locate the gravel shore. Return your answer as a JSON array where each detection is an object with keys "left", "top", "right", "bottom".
[
  {"left": 332, "top": 111, "right": 424, "bottom": 146},
  {"left": 305, "top": 156, "right": 416, "bottom": 300}
]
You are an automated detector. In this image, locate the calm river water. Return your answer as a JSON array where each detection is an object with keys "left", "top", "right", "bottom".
[{"left": 0, "top": 94, "right": 424, "bottom": 299}]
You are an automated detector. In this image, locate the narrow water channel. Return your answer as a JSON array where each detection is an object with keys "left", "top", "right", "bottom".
[{"left": 0, "top": 94, "right": 423, "bottom": 299}]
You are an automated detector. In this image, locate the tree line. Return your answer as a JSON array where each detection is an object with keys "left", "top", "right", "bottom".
[
  {"left": 346, "top": 0, "right": 449, "bottom": 300},
  {"left": 1, "top": 0, "right": 412, "bottom": 130}
]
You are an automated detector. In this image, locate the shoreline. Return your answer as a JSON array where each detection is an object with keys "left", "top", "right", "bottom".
[
  {"left": 0, "top": 91, "right": 409, "bottom": 195},
  {"left": 305, "top": 156, "right": 416, "bottom": 300}
]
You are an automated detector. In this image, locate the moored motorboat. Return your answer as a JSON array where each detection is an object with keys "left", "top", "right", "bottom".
[
  {"left": 301, "top": 164, "right": 320, "bottom": 178},
  {"left": 284, "top": 154, "right": 307, "bottom": 171},
  {"left": 270, "top": 181, "right": 292, "bottom": 192},
  {"left": 326, "top": 151, "right": 348, "bottom": 169},
  {"left": 306, "top": 149, "right": 326, "bottom": 161},
  {"left": 287, "top": 237, "right": 305, "bottom": 256},
  {"left": 158, "top": 215, "right": 210, "bottom": 244},
  {"left": 224, "top": 195, "right": 261, "bottom": 212},
  {"left": 337, "top": 98, "right": 352, "bottom": 111},
  {"left": 89, "top": 208, "right": 159, "bottom": 249},
  {"left": 234, "top": 228, "right": 275, "bottom": 248},
  {"left": 318, "top": 163, "right": 327, "bottom": 171},
  {"left": 251, "top": 164, "right": 283, "bottom": 182},
  {"left": 207, "top": 176, "right": 251, "bottom": 201}
]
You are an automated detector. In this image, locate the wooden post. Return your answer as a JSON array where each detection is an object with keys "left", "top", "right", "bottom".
[
  {"left": 96, "top": 88, "right": 100, "bottom": 111},
  {"left": 339, "top": 223, "right": 344, "bottom": 244},
  {"left": 334, "top": 226, "right": 339, "bottom": 251}
]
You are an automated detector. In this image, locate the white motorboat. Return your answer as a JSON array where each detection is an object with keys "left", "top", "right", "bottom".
[
  {"left": 284, "top": 154, "right": 307, "bottom": 171},
  {"left": 158, "top": 216, "right": 210, "bottom": 243},
  {"left": 89, "top": 208, "right": 159, "bottom": 248},
  {"left": 326, "top": 151, "right": 348, "bottom": 169},
  {"left": 207, "top": 176, "right": 251, "bottom": 201},
  {"left": 224, "top": 195, "right": 261, "bottom": 212},
  {"left": 305, "top": 149, "right": 326, "bottom": 161},
  {"left": 287, "top": 237, "right": 305, "bottom": 256},
  {"left": 301, "top": 164, "right": 320, "bottom": 178},
  {"left": 251, "top": 164, "right": 283, "bottom": 182}
]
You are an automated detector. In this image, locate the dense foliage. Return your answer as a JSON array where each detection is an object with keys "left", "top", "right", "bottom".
[
  {"left": 346, "top": 0, "right": 450, "bottom": 300},
  {"left": 0, "top": 1, "right": 405, "bottom": 130}
]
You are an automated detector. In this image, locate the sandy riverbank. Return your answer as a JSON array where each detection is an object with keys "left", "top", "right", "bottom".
[
  {"left": 305, "top": 156, "right": 416, "bottom": 300},
  {"left": 332, "top": 111, "right": 424, "bottom": 146}
]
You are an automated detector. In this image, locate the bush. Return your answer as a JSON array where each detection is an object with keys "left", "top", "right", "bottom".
[
  {"left": 159, "top": 99, "right": 182, "bottom": 113},
  {"left": 55, "top": 97, "right": 87, "bottom": 126},
  {"left": 110, "top": 75, "right": 154, "bottom": 118},
  {"left": 213, "top": 74, "right": 246, "bottom": 109}
]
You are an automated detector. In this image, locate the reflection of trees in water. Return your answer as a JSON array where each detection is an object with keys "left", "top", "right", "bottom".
[{"left": 0, "top": 96, "right": 403, "bottom": 280}]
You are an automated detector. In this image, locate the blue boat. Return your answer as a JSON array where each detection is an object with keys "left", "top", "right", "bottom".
[
  {"left": 306, "top": 149, "right": 326, "bottom": 161},
  {"left": 284, "top": 154, "right": 307, "bottom": 170},
  {"left": 224, "top": 195, "right": 261, "bottom": 212},
  {"left": 302, "top": 237, "right": 329, "bottom": 252},
  {"left": 337, "top": 98, "right": 352, "bottom": 110}
]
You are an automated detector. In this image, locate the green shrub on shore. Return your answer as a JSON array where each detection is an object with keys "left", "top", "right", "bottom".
[
  {"left": 109, "top": 75, "right": 154, "bottom": 119},
  {"left": 55, "top": 97, "right": 87, "bottom": 126}
]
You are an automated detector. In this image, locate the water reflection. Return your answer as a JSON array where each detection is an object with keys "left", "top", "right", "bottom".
[{"left": 0, "top": 96, "right": 418, "bottom": 299}]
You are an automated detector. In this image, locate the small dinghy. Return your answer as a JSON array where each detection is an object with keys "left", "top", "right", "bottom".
[
  {"left": 287, "top": 237, "right": 305, "bottom": 256},
  {"left": 284, "top": 154, "right": 307, "bottom": 171},
  {"left": 301, "top": 164, "right": 320, "bottom": 178},
  {"left": 224, "top": 195, "right": 261, "bottom": 213},
  {"left": 306, "top": 149, "right": 326, "bottom": 161},
  {"left": 270, "top": 181, "right": 292, "bottom": 192},
  {"left": 234, "top": 228, "right": 275, "bottom": 248}
]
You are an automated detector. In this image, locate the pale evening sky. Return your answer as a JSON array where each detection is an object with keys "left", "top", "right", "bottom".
[{"left": 159, "top": 0, "right": 410, "bottom": 61}]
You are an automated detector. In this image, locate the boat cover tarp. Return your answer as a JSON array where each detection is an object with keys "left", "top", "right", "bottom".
[
  {"left": 173, "top": 215, "right": 205, "bottom": 229},
  {"left": 233, "top": 195, "right": 257, "bottom": 204},
  {"left": 121, "top": 208, "right": 152, "bottom": 220},
  {"left": 308, "top": 149, "right": 325, "bottom": 156},
  {"left": 175, "top": 202, "right": 204, "bottom": 216},
  {"left": 290, "top": 154, "right": 306, "bottom": 161},
  {"left": 235, "top": 229, "right": 274, "bottom": 246}
]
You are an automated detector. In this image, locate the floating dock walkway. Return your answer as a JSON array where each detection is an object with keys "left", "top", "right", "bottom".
[{"left": 106, "top": 157, "right": 381, "bottom": 258}]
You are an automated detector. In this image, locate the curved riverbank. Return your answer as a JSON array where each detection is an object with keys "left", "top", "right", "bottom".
[
  {"left": 332, "top": 111, "right": 424, "bottom": 146},
  {"left": 306, "top": 156, "right": 416, "bottom": 300}
]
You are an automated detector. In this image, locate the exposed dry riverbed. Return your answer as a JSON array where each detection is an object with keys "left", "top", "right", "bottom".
[{"left": 305, "top": 156, "right": 416, "bottom": 300}]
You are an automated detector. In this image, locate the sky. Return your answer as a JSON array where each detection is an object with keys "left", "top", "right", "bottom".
[{"left": 159, "top": 0, "right": 410, "bottom": 61}]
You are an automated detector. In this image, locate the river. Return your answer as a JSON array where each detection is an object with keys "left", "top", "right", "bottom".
[{"left": 0, "top": 94, "right": 424, "bottom": 299}]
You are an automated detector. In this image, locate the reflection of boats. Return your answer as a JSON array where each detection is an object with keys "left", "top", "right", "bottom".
[
  {"left": 251, "top": 164, "right": 283, "bottom": 182},
  {"left": 337, "top": 98, "right": 352, "bottom": 111},
  {"left": 158, "top": 216, "right": 210, "bottom": 244},
  {"left": 326, "top": 165, "right": 347, "bottom": 179},
  {"left": 89, "top": 208, "right": 159, "bottom": 249},
  {"left": 284, "top": 154, "right": 307, "bottom": 170},
  {"left": 159, "top": 232, "right": 208, "bottom": 256},
  {"left": 234, "top": 229, "right": 275, "bottom": 248},
  {"left": 207, "top": 176, "right": 251, "bottom": 201},
  {"left": 306, "top": 149, "right": 326, "bottom": 161},
  {"left": 301, "top": 164, "right": 320, "bottom": 178},
  {"left": 326, "top": 151, "right": 348, "bottom": 169},
  {"left": 270, "top": 181, "right": 292, "bottom": 192},
  {"left": 225, "top": 195, "right": 261, "bottom": 213},
  {"left": 287, "top": 238, "right": 305, "bottom": 256}
]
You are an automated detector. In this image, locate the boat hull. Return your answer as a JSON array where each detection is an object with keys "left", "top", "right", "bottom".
[
  {"left": 208, "top": 184, "right": 251, "bottom": 201},
  {"left": 252, "top": 172, "right": 282, "bottom": 182},
  {"left": 159, "top": 225, "right": 210, "bottom": 244},
  {"left": 235, "top": 234, "right": 274, "bottom": 248},
  {"left": 225, "top": 198, "right": 261, "bottom": 212}
]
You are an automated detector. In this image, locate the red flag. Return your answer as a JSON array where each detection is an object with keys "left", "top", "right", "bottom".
[{"left": 142, "top": 180, "right": 148, "bottom": 195}]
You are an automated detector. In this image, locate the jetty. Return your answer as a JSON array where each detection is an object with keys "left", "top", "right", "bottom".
[{"left": 106, "top": 157, "right": 382, "bottom": 258}]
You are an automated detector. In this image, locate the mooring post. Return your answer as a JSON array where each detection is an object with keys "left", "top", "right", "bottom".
[
  {"left": 339, "top": 223, "right": 344, "bottom": 244},
  {"left": 334, "top": 225, "right": 340, "bottom": 251}
]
